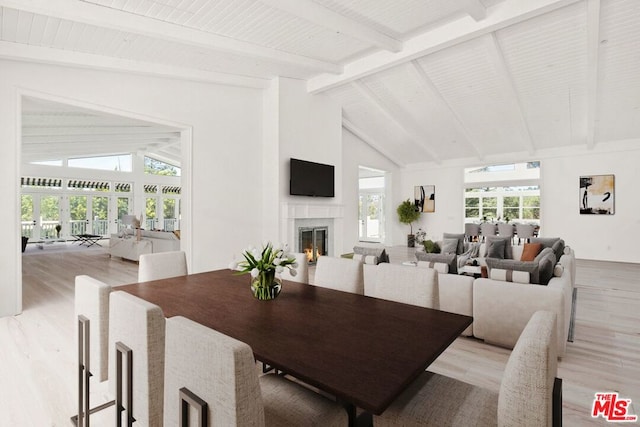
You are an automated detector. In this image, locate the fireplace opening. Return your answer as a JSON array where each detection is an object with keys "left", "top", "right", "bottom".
[{"left": 298, "top": 226, "right": 328, "bottom": 264}]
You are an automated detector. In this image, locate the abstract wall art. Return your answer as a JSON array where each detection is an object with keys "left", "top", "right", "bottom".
[
  {"left": 579, "top": 175, "right": 614, "bottom": 215},
  {"left": 414, "top": 185, "right": 435, "bottom": 213}
]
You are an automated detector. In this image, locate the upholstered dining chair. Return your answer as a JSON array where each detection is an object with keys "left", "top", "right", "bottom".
[
  {"left": 163, "top": 316, "right": 348, "bottom": 427},
  {"left": 464, "top": 223, "right": 480, "bottom": 242},
  {"left": 279, "top": 252, "right": 309, "bottom": 283},
  {"left": 73, "top": 275, "right": 113, "bottom": 425},
  {"left": 479, "top": 223, "right": 497, "bottom": 242},
  {"left": 109, "top": 291, "right": 166, "bottom": 427},
  {"left": 363, "top": 263, "right": 439, "bottom": 310},
  {"left": 138, "top": 250, "right": 188, "bottom": 282},
  {"left": 497, "top": 222, "right": 515, "bottom": 244},
  {"left": 313, "top": 256, "right": 364, "bottom": 295},
  {"left": 515, "top": 223, "right": 535, "bottom": 245},
  {"left": 374, "top": 310, "right": 561, "bottom": 427}
]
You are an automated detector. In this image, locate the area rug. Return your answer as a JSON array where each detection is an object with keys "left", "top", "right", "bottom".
[{"left": 568, "top": 287, "right": 577, "bottom": 342}]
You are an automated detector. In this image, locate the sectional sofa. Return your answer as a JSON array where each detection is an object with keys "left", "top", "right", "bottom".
[{"left": 406, "top": 236, "right": 574, "bottom": 357}]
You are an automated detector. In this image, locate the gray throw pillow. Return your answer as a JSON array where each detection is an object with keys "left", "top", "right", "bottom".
[
  {"left": 441, "top": 238, "right": 459, "bottom": 255},
  {"left": 415, "top": 252, "right": 458, "bottom": 274},
  {"left": 486, "top": 236, "right": 513, "bottom": 259},
  {"left": 530, "top": 237, "right": 564, "bottom": 262},
  {"left": 443, "top": 233, "right": 465, "bottom": 255},
  {"left": 537, "top": 252, "right": 556, "bottom": 285},
  {"left": 487, "top": 239, "right": 506, "bottom": 259}
]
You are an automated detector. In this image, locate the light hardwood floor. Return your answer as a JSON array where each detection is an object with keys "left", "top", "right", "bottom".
[{"left": 2, "top": 243, "right": 638, "bottom": 426}]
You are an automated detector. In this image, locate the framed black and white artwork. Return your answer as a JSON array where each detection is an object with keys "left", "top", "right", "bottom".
[{"left": 414, "top": 185, "right": 435, "bottom": 213}]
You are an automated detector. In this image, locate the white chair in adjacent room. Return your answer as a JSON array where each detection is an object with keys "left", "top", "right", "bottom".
[
  {"left": 279, "top": 252, "right": 309, "bottom": 284},
  {"left": 363, "top": 263, "right": 439, "bottom": 310},
  {"left": 480, "top": 223, "right": 497, "bottom": 242},
  {"left": 515, "top": 223, "right": 535, "bottom": 245},
  {"left": 312, "top": 256, "right": 364, "bottom": 295},
  {"left": 108, "top": 291, "right": 166, "bottom": 427},
  {"left": 73, "top": 275, "right": 113, "bottom": 426},
  {"left": 163, "top": 316, "right": 347, "bottom": 427},
  {"left": 374, "top": 310, "right": 561, "bottom": 427},
  {"left": 138, "top": 250, "right": 188, "bottom": 282}
]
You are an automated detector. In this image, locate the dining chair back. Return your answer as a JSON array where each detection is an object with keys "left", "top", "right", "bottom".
[
  {"left": 497, "top": 223, "right": 515, "bottom": 243},
  {"left": 374, "top": 310, "right": 560, "bottom": 427},
  {"left": 515, "top": 223, "right": 535, "bottom": 245},
  {"left": 163, "top": 316, "right": 348, "bottom": 427},
  {"left": 480, "top": 223, "right": 497, "bottom": 242},
  {"left": 75, "top": 275, "right": 112, "bottom": 382},
  {"left": 138, "top": 250, "right": 188, "bottom": 282},
  {"left": 279, "top": 252, "right": 309, "bottom": 283},
  {"left": 74, "top": 275, "right": 113, "bottom": 426},
  {"left": 313, "top": 256, "right": 364, "bottom": 295},
  {"left": 364, "top": 263, "right": 439, "bottom": 309},
  {"left": 464, "top": 223, "right": 480, "bottom": 242},
  {"left": 109, "top": 291, "right": 166, "bottom": 427}
]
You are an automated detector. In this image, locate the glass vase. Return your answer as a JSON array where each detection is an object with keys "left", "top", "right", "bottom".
[{"left": 250, "top": 271, "right": 282, "bottom": 301}]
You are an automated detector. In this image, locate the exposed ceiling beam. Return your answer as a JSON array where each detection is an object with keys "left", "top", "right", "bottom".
[
  {"left": 586, "top": 0, "right": 601, "bottom": 148},
  {"left": 461, "top": 0, "right": 487, "bottom": 21},
  {"left": 352, "top": 81, "right": 441, "bottom": 164},
  {"left": 23, "top": 134, "right": 179, "bottom": 144},
  {"left": 0, "top": 41, "right": 270, "bottom": 89},
  {"left": 342, "top": 118, "right": 404, "bottom": 167},
  {"left": 0, "top": 0, "right": 341, "bottom": 74},
  {"left": 408, "top": 60, "right": 484, "bottom": 160},
  {"left": 308, "top": 0, "right": 581, "bottom": 93},
  {"left": 484, "top": 34, "right": 536, "bottom": 155},
  {"left": 259, "top": 0, "right": 402, "bottom": 52},
  {"left": 22, "top": 127, "right": 180, "bottom": 137}
]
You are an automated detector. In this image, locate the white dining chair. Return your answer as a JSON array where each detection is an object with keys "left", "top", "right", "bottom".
[
  {"left": 108, "top": 291, "right": 166, "bottom": 427},
  {"left": 312, "top": 256, "right": 364, "bottom": 294},
  {"left": 138, "top": 250, "right": 188, "bottom": 282},
  {"left": 73, "top": 275, "right": 113, "bottom": 425},
  {"left": 163, "top": 316, "right": 348, "bottom": 427},
  {"left": 279, "top": 252, "right": 309, "bottom": 283},
  {"left": 363, "top": 263, "right": 439, "bottom": 309},
  {"left": 374, "top": 310, "right": 560, "bottom": 427}
]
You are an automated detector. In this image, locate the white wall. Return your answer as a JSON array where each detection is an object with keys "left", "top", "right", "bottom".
[
  {"left": 1, "top": 59, "right": 264, "bottom": 316},
  {"left": 395, "top": 141, "right": 640, "bottom": 264},
  {"left": 342, "top": 128, "right": 401, "bottom": 251},
  {"left": 266, "top": 78, "right": 344, "bottom": 253}
]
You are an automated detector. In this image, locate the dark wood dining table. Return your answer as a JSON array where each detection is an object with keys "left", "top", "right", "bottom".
[{"left": 118, "top": 269, "right": 472, "bottom": 425}]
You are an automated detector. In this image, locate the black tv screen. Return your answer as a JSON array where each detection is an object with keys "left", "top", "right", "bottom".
[{"left": 289, "top": 158, "right": 335, "bottom": 197}]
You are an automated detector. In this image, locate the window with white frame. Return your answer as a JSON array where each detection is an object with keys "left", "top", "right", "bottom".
[{"left": 464, "top": 162, "right": 540, "bottom": 224}]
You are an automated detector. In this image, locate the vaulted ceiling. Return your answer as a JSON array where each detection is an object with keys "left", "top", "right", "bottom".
[{"left": 3, "top": 0, "right": 640, "bottom": 167}]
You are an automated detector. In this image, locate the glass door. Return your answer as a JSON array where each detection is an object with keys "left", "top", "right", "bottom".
[
  {"left": 358, "top": 192, "right": 384, "bottom": 242},
  {"left": 69, "top": 195, "right": 88, "bottom": 235}
]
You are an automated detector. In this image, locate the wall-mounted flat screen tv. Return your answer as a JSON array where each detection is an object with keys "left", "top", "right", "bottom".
[{"left": 289, "top": 158, "right": 335, "bottom": 197}]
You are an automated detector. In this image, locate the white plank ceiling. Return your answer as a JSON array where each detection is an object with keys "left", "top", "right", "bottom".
[{"left": 2, "top": 0, "right": 639, "bottom": 167}]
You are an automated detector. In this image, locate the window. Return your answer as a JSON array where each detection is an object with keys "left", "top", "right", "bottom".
[
  {"left": 69, "top": 154, "right": 132, "bottom": 172},
  {"left": 145, "top": 156, "right": 181, "bottom": 177},
  {"left": 464, "top": 162, "right": 541, "bottom": 224}
]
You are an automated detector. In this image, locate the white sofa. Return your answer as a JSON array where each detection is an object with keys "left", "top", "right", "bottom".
[{"left": 109, "top": 229, "right": 180, "bottom": 261}]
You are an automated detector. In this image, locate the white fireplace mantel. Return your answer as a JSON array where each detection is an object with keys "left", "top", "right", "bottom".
[
  {"left": 281, "top": 202, "right": 344, "bottom": 220},
  {"left": 280, "top": 202, "right": 345, "bottom": 257}
]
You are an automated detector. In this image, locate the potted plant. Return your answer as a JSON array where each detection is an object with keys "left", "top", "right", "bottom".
[
  {"left": 397, "top": 199, "right": 421, "bottom": 247},
  {"left": 55, "top": 224, "right": 62, "bottom": 238}
]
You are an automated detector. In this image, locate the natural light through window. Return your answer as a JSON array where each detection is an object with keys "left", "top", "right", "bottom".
[
  {"left": 68, "top": 154, "right": 132, "bottom": 172},
  {"left": 464, "top": 162, "right": 540, "bottom": 223}
]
